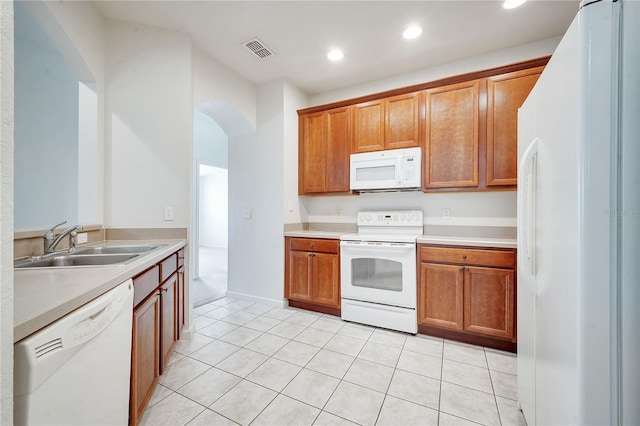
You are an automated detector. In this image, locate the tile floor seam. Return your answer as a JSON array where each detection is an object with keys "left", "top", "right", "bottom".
[{"left": 149, "top": 305, "right": 519, "bottom": 426}]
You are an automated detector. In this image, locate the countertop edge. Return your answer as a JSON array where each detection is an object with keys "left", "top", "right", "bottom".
[
  {"left": 283, "top": 231, "right": 346, "bottom": 239},
  {"left": 417, "top": 236, "right": 517, "bottom": 249},
  {"left": 14, "top": 239, "right": 187, "bottom": 342}
]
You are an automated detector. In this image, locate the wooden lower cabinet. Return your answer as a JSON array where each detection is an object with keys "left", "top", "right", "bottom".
[
  {"left": 418, "top": 263, "right": 464, "bottom": 331},
  {"left": 285, "top": 237, "right": 340, "bottom": 315},
  {"left": 130, "top": 249, "right": 185, "bottom": 426},
  {"left": 160, "top": 273, "right": 177, "bottom": 373},
  {"left": 418, "top": 244, "right": 516, "bottom": 351},
  {"left": 464, "top": 266, "right": 515, "bottom": 339},
  {"left": 130, "top": 292, "right": 160, "bottom": 426}
]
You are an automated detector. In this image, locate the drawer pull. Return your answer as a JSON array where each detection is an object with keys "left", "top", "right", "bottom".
[
  {"left": 462, "top": 255, "right": 467, "bottom": 260},
  {"left": 459, "top": 267, "right": 464, "bottom": 272}
]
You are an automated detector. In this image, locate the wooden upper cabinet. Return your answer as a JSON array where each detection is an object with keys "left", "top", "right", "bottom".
[
  {"left": 352, "top": 100, "right": 385, "bottom": 152},
  {"left": 299, "top": 107, "right": 350, "bottom": 194},
  {"left": 486, "top": 66, "right": 543, "bottom": 186},
  {"left": 352, "top": 93, "right": 420, "bottom": 153},
  {"left": 300, "top": 111, "right": 326, "bottom": 193},
  {"left": 325, "top": 107, "right": 351, "bottom": 192},
  {"left": 385, "top": 92, "right": 421, "bottom": 150},
  {"left": 424, "top": 80, "right": 480, "bottom": 188}
]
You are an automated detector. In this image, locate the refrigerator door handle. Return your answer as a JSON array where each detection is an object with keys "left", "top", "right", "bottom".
[{"left": 517, "top": 138, "right": 539, "bottom": 292}]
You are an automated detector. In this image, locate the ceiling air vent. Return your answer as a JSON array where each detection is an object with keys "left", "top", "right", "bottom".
[{"left": 242, "top": 38, "right": 275, "bottom": 60}]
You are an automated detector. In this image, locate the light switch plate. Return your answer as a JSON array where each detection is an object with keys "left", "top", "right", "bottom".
[
  {"left": 164, "top": 207, "right": 175, "bottom": 221},
  {"left": 442, "top": 208, "right": 451, "bottom": 219}
]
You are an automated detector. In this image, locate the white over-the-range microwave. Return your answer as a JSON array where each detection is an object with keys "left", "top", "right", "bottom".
[{"left": 349, "top": 147, "right": 422, "bottom": 191}]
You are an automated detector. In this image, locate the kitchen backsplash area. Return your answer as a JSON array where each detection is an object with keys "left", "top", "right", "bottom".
[{"left": 293, "top": 190, "right": 517, "bottom": 238}]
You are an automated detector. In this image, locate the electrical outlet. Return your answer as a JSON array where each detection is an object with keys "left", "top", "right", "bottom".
[
  {"left": 76, "top": 232, "right": 88, "bottom": 244},
  {"left": 336, "top": 209, "right": 342, "bottom": 218},
  {"left": 163, "top": 207, "right": 175, "bottom": 221},
  {"left": 442, "top": 208, "right": 451, "bottom": 219}
]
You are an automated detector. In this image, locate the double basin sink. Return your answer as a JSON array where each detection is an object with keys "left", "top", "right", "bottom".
[{"left": 14, "top": 244, "right": 165, "bottom": 269}]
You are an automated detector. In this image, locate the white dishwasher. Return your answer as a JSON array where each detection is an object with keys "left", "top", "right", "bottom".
[{"left": 14, "top": 279, "right": 134, "bottom": 426}]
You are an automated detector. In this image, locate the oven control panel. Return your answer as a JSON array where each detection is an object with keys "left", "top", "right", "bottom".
[{"left": 357, "top": 210, "right": 423, "bottom": 227}]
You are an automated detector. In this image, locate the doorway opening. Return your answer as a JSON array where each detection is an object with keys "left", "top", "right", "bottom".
[{"left": 192, "top": 111, "right": 228, "bottom": 307}]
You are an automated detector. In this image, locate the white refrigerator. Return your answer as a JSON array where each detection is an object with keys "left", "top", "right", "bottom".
[{"left": 517, "top": 0, "right": 639, "bottom": 425}]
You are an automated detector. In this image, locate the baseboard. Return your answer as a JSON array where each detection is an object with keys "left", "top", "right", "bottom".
[
  {"left": 225, "top": 290, "right": 286, "bottom": 308},
  {"left": 180, "top": 322, "right": 195, "bottom": 340}
]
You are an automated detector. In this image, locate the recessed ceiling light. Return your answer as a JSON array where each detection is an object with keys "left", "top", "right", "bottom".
[
  {"left": 327, "top": 48, "right": 344, "bottom": 61},
  {"left": 403, "top": 25, "right": 423, "bottom": 40},
  {"left": 503, "top": 0, "right": 527, "bottom": 10}
]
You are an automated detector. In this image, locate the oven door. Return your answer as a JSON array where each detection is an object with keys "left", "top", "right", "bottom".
[{"left": 340, "top": 240, "right": 417, "bottom": 308}]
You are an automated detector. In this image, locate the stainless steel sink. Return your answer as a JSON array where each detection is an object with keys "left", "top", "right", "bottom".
[
  {"left": 73, "top": 244, "right": 162, "bottom": 255},
  {"left": 14, "top": 253, "right": 141, "bottom": 269}
]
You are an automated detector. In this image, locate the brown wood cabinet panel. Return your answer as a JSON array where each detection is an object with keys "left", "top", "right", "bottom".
[
  {"left": 325, "top": 107, "right": 351, "bottom": 192},
  {"left": 159, "top": 273, "right": 177, "bottom": 373},
  {"left": 176, "top": 266, "right": 185, "bottom": 341},
  {"left": 418, "top": 263, "right": 464, "bottom": 330},
  {"left": 130, "top": 292, "right": 160, "bottom": 426},
  {"left": 133, "top": 265, "right": 159, "bottom": 307},
  {"left": 312, "top": 252, "right": 340, "bottom": 308},
  {"left": 385, "top": 92, "right": 420, "bottom": 149},
  {"left": 289, "top": 238, "right": 339, "bottom": 254},
  {"left": 424, "top": 80, "right": 480, "bottom": 188},
  {"left": 286, "top": 250, "right": 313, "bottom": 302},
  {"left": 160, "top": 254, "right": 178, "bottom": 282},
  {"left": 353, "top": 100, "right": 385, "bottom": 152},
  {"left": 464, "top": 266, "right": 515, "bottom": 339},
  {"left": 300, "top": 111, "right": 326, "bottom": 193},
  {"left": 487, "top": 67, "right": 543, "bottom": 186},
  {"left": 420, "top": 246, "right": 515, "bottom": 268}
]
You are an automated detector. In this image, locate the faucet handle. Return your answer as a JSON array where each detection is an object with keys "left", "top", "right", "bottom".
[{"left": 46, "top": 220, "right": 67, "bottom": 236}]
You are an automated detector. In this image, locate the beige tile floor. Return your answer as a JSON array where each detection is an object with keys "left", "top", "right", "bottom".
[{"left": 141, "top": 298, "right": 526, "bottom": 426}]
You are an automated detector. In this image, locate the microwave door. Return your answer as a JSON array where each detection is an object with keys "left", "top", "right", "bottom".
[{"left": 351, "top": 157, "right": 400, "bottom": 190}]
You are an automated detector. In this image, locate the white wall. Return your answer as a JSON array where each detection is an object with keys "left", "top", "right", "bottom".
[
  {"left": 199, "top": 166, "right": 228, "bottom": 248},
  {"left": 228, "top": 80, "right": 286, "bottom": 305},
  {"left": 283, "top": 81, "right": 309, "bottom": 225},
  {"left": 105, "top": 20, "right": 192, "bottom": 228},
  {"left": 13, "top": 3, "right": 79, "bottom": 230},
  {"left": 0, "top": 2, "right": 14, "bottom": 423},
  {"left": 192, "top": 46, "right": 256, "bottom": 136}
]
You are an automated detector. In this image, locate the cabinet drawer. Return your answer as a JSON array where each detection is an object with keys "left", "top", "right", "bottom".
[
  {"left": 420, "top": 246, "right": 515, "bottom": 268},
  {"left": 160, "top": 254, "right": 178, "bottom": 282},
  {"left": 133, "top": 265, "right": 160, "bottom": 307},
  {"left": 289, "top": 238, "right": 339, "bottom": 254}
]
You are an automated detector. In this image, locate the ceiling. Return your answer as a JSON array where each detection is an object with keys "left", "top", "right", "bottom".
[{"left": 95, "top": 0, "right": 579, "bottom": 95}]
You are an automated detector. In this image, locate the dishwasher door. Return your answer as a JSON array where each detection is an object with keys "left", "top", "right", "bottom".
[{"left": 14, "top": 279, "right": 134, "bottom": 426}]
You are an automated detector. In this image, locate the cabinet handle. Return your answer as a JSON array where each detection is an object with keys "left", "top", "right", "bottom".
[
  {"left": 459, "top": 267, "right": 464, "bottom": 272},
  {"left": 310, "top": 243, "right": 315, "bottom": 247},
  {"left": 462, "top": 255, "right": 467, "bottom": 260}
]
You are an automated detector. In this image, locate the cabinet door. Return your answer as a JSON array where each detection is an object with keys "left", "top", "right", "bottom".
[
  {"left": 300, "top": 111, "right": 326, "bottom": 193},
  {"left": 325, "top": 107, "right": 351, "bottom": 192},
  {"left": 418, "top": 263, "right": 464, "bottom": 330},
  {"left": 385, "top": 92, "right": 420, "bottom": 149},
  {"left": 352, "top": 100, "right": 385, "bottom": 152},
  {"left": 176, "top": 266, "right": 185, "bottom": 341},
  {"left": 160, "top": 274, "right": 177, "bottom": 373},
  {"left": 463, "top": 266, "right": 515, "bottom": 340},
  {"left": 311, "top": 253, "right": 340, "bottom": 308},
  {"left": 424, "top": 80, "right": 480, "bottom": 188},
  {"left": 486, "top": 67, "right": 543, "bottom": 186},
  {"left": 286, "top": 250, "right": 313, "bottom": 302},
  {"left": 130, "top": 293, "right": 160, "bottom": 426}
]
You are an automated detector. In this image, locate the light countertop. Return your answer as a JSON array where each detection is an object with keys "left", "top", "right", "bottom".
[
  {"left": 417, "top": 235, "right": 517, "bottom": 249},
  {"left": 283, "top": 229, "right": 517, "bottom": 248},
  {"left": 13, "top": 239, "right": 186, "bottom": 343},
  {"left": 283, "top": 230, "right": 347, "bottom": 239}
]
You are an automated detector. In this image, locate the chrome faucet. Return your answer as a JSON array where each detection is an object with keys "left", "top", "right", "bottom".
[{"left": 44, "top": 221, "right": 83, "bottom": 254}]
